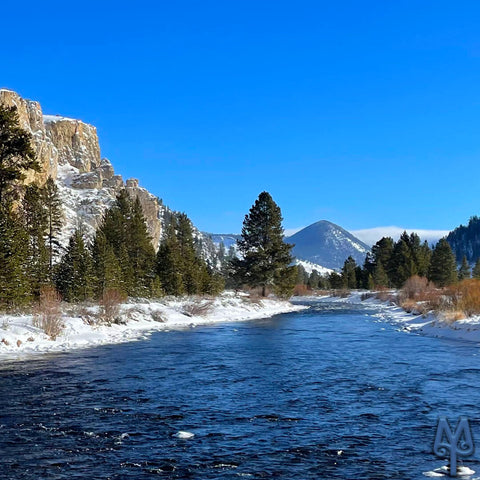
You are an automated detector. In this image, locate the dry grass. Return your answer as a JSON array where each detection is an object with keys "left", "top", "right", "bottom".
[
  {"left": 99, "top": 289, "right": 126, "bottom": 325},
  {"left": 438, "top": 310, "right": 466, "bottom": 324},
  {"left": 33, "top": 286, "right": 63, "bottom": 340},
  {"left": 446, "top": 279, "right": 480, "bottom": 317}
]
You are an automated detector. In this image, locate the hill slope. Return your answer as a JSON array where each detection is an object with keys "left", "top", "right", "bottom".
[{"left": 287, "top": 220, "right": 370, "bottom": 270}]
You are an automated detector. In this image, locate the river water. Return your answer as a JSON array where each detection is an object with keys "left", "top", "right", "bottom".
[{"left": 1, "top": 300, "right": 480, "bottom": 479}]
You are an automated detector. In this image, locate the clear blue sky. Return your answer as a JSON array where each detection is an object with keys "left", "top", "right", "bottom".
[{"left": 2, "top": 1, "right": 480, "bottom": 234}]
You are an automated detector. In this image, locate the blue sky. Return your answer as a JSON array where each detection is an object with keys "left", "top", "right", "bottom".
[{"left": 2, "top": 1, "right": 480, "bottom": 236}]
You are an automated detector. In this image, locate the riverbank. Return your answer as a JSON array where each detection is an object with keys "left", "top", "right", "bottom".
[
  {"left": 0, "top": 293, "right": 306, "bottom": 360},
  {"left": 302, "top": 291, "right": 480, "bottom": 343}
]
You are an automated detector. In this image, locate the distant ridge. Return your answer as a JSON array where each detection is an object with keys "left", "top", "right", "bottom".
[{"left": 287, "top": 220, "right": 370, "bottom": 270}]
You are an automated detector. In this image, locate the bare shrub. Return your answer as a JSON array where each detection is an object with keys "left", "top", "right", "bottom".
[
  {"left": 99, "top": 289, "right": 126, "bottom": 325},
  {"left": 181, "top": 299, "right": 214, "bottom": 317},
  {"left": 1, "top": 338, "right": 9, "bottom": 346},
  {"left": 400, "top": 276, "right": 430, "bottom": 301},
  {"left": 33, "top": 286, "right": 63, "bottom": 340}
]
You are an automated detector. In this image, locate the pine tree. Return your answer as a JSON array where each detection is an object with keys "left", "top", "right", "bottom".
[
  {"left": 390, "top": 233, "right": 417, "bottom": 287},
  {"left": 55, "top": 229, "right": 94, "bottom": 302},
  {"left": 0, "top": 207, "right": 31, "bottom": 308},
  {"left": 128, "top": 197, "right": 156, "bottom": 296},
  {"left": 96, "top": 190, "right": 157, "bottom": 297},
  {"left": 473, "top": 258, "right": 480, "bottom": 279},
  {"left": 373, "top": 261, "right": 389, "bottom": 288},
  {"left": 22, "top": 184, "right": 49, "bottom": 297},
  {"left": 91, "top": 231, "right": 124, "bottom": 296},
  {"left": 428, "top": 238, "right": 458, "bottom": 287},
  {"left": 341, "top": 256, "right": 357, "bottom": 289},
  {"left": 372, "top": 237, "right": 394, "bottom": 285},
  {"left": 458, "top": 255, "right": 471, "bottom": 281},
  {"left": 156, "top": 219, "right": 184, "bottom": 296},
  {"left": 0, "top": 105, "right": 40, "bottom": 204},
  {"left": 235, "top": 191, "right": 293, "bottom": 296},
  {"left": 43, "top": 177, "right": 63, "bottom": 277}
]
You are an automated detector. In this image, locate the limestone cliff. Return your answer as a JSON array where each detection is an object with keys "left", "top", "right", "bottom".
[
  {"left": 0, "top": 91, "right": 189, "bottom": 255},
  {"left": 0, "top": 89, "right": 220, "bottom": 267}
]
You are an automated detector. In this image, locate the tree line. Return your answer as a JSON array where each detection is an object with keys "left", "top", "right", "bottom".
[{"left": 298, "top": 231, "right": 480, "bottom": 291}]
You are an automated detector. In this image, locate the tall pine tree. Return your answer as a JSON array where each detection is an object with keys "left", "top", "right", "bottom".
[
  {"left": 234, "top": 191, "right": 293, "bottom": 297},
  {"left": 428, "top": 238, "right": 457, "bottom": 287}
]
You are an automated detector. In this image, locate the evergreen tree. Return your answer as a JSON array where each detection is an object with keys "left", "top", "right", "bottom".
[
  {"left": 371, "top": 237, "right": 394, "bottom": 285},
  {"left": 373, "top": 260, "right": 389, "bottom": 288},
  {"left": 473, "top": 258, "right": 480, "bottom": 280},
  {"left": 22, "top": 184, "right": 49, "bottom": 297},
  {"left": 235, "top": 191, "right": 293, "bottom": 296},
  {"left": 156, "top": 220, "right": 184, "bottom": 296},
  {"left": 55, "top": 229, "right": 94, "bottom": 302},
  {"left": 96, "top": 190, "right": 157, "bottom": 297},
  {"left": 91, "top": 231, "right": 124, "bottom": 295},
  {"left": 328, "top": 271, "right": 344, "bottom": 289},
  {"left": 0, "top": 105, "right": 40, "bottom": 204},
  {"left": 416, "top": 240, "right": 432, "bottom": 277},
  {"left": 308, "top": 270, "right": 321, "bottom": 290},
  {"left": 128, "top": 197, "right": 157, "bottom": 296},
  {"left": 296, "top": 264, "right": 309, "bottom": 285},
  {"left": 341, "top": 256, "right": 357, "bottom": 289},
  {"left": 428, "top": 238, "right": 458, "bottom": 287},
  {"left": 177, "top": 213, "right": 202, "bottom": 294},
  {"left": 390, "top": 235, "right": 417, "bottom": 287},
  {"left": 0, "top": 207, "right": 31, "bottom": 308},
  {"left": 43, "top": 177, "right": 63, "bottom": 277},
  {"left": 458, "top": 255, "right": 471, "bottom": 281}
]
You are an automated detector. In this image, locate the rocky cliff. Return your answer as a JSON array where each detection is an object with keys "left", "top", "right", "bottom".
[{"left": 0, "top": 89, "right": 218, "bottom": 267}]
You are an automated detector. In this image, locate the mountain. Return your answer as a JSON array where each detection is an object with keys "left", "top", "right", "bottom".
[
  {"left": 446, "top": 216, "right": 480, "bottom": 263},
  {"left": 287, "top": 220, "right": 370, "bottom": 270},
  {"left": 0, "top": 89, "right": 220, "bottom": 268}
]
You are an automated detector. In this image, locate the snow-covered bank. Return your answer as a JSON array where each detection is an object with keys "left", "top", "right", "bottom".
[
  {"left": 308, "top": 291, "right": 480, "bottom": 343},
  {"left": 0, "top": 293, "right": 306, "bottom": 361}
]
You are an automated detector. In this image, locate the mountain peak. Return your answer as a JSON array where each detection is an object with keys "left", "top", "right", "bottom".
[{"left": 287, "top": 220, "right": 369, "bottom": 270}]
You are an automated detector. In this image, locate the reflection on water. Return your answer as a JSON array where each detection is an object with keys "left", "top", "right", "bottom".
[{"left": 1, "top": 301, "right": 480, "bottom": 479}]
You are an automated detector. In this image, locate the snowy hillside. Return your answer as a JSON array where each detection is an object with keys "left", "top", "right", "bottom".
[{"left": 287, "top": 220, "right": 370, "bottom": 270}]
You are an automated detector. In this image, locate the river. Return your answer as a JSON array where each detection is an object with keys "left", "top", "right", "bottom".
[{"left": 1, "top": 300, "right": 480, "bottom": 479}]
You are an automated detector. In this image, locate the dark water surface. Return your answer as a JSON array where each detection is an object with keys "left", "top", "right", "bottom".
[{"left": 2, "top": 301, "right": 480, "bottom": 479}]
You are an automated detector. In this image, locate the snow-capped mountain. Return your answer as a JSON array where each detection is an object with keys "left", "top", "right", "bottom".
[
  {"left": 0, "top": 89, "right": 220, "bottom": 268},
  {"left": 287, "top": 220, "right": 370, "bottom": 270}
]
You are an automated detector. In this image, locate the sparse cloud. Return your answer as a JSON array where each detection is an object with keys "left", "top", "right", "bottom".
[{"left": 351, "top": 227, "right": 450, "bottom": 246}]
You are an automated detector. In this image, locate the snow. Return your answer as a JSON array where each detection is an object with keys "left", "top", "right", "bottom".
[
  {"left": 43, "top": 114, "right": 78, "bottom": 123},
  {"left": 0, "top": 293, "right": 306, "bottom": 361},
  {"left": 293, "top": 259, "right": 333, "bottom": 276}
]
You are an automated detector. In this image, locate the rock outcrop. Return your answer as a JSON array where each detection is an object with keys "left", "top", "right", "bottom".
[
  {"left": 0, "top": 89, "right": 164, "bottom": 248},
  {"left": 0, "top": 89, "right": 220, "bottom": 268}
]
